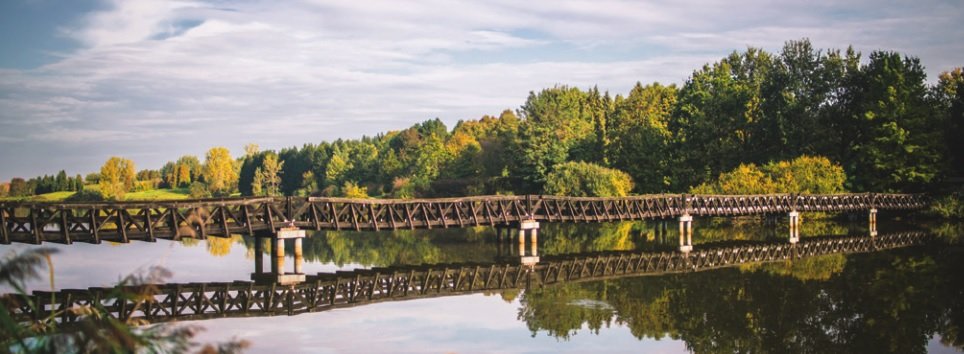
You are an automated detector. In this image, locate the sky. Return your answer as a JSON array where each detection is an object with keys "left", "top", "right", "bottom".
[{"left": 0, "top": 0, "right": 962, "bottom": 182}]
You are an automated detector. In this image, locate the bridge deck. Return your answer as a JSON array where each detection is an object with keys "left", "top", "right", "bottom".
[
  {"left": 0, "top": 193, "right": 928, "bottom": 244},
  {"left": 0, "top": 231, "right": 932, "bottom": 327}
]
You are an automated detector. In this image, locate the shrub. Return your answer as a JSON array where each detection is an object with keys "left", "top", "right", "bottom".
[
  {"left": 928, "top": 192, "right": 964, "bottom": 219},
  {"left": 543, "top": 161, "right": 634, "bottom": 197},
  {"left": 692, "top": 156, "right": 846, "bottom": 195},
  {"left": 64, "top": 189, "right": 105, "bottom": 202},
  {"left": 189, "top": 182, "right": 212, "bottom": 199},
  {"left": 341, "top": 181, "right": 369, "bottom": 198}
]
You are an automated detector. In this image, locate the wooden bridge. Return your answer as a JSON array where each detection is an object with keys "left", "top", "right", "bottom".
[
  {"left": 0, "top": 193, "right": 928, "bottom": 244},
  {"left": 0, "top": 231, "right": 932, "bottom": 329}
]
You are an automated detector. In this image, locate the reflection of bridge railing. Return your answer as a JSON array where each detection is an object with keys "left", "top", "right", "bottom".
[
  {"left": 0, "top": 193, "right": 928, "bottom": 244},
  {"left": 1, "top": 231, "right": 932, "bottom": 327}
]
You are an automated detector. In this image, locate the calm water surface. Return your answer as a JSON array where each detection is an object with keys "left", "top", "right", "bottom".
[{"left": 3, "top": 218, "right": 963, "bottom": 353}]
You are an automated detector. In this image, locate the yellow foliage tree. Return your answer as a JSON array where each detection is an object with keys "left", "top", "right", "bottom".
[
  {"left": 202, "top": 147, "right": 238, "bottom": 196},
  {"left": 99, "top": 157, "right": 136, "bottom": 200},
  {"left": 341, "top": 181, "right": 369, "bottom": 198},
  {"left": 692, "top": 156, "right": 846, "bottom": 195}
]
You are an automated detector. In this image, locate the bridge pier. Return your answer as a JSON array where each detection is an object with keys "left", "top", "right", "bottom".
[
  {"left": 869, "top": 208, "right": 878, "bottom": 237},
  {"left": 252, "top": 227, "right": 306, "bottom": 285},
  {"left": 496, "top": 219, "right": 540, "bottom": 267},
  {"left": 678, "top": 215, "right": 693, "bottom": 253},
  {"left": 788, "top": 211, "right": 801, "bottom": 244}
]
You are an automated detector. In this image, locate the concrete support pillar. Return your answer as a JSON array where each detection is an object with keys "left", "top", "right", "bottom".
[
  {"left": 293, "top": 237, "right": 303, "bottom": 274},
  {"left": 678, "top": 215, "right": 693, "bottom": 253},
  {"left": 272, "top": 237, "right": 285, "bottom": 275},
  {"left": 517, "top": 219, "right": 540, "bottom": 267},
  {"left": 788, "top": 211, "right": 800, "bottom": 244},
  {"left": 869, "top": 208, "right": 878, "bottom": 237},
  {"left": 530, "top": 233, "right": 538, "bottom": 257},
  {"left": 252, "top": 227, "right": 306, "bottom": 285}
]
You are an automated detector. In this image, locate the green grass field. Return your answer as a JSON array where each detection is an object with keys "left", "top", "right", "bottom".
[
  {"left": 1, "top": 187, "right": 191, "bottom": 202},
  {"left": 125, "top": 188, "right": 190, "bottom": 200}
]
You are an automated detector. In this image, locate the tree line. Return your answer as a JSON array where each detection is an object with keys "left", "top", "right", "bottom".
[{"left": 2, "top": 39, "right": 961, "bottom": 200}]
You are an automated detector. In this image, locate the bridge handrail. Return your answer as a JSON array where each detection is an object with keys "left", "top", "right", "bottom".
[{"left": 0, "top": 192, "right": 929, "bottom": 207}]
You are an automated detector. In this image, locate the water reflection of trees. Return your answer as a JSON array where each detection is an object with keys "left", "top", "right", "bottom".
[{"left": 517, "top": 246, "right": 964, "bottom": 353}]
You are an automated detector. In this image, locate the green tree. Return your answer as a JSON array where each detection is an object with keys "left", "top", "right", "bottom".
[
  {"left": 543, "top": 161, "right": 634, "bottom": 197},
  {"left": 936, "top": 68, "right": 964, "bottom": 176},
  {"left": 202, "top": 147, "right": 238, "bottom": 196},
  {"left": 252, "top": 153, "right": 284, "bottom": 196},
  {"left": 54, "top": 170, "right": 68, "bottom": 192},
  {"left": 8, "top": 178, "right": 29, "bottom": 197},
  {"left": 516, "top": 86, "right": 594, "bottom": 191},
  {"left": 849, "top": 51, "right": 942, "bottom": 191},
  {"left": 73, "top": 174, "right": 84, "bottom": 191},
  {"left": 671, "top": 48, "right": 777, "bottom": 190},
  {"left": 609, "top": 82, "right": 677, "bottom": 192},
  {"left": 98, "top": 157, "right": 136, "bottom": 200}
]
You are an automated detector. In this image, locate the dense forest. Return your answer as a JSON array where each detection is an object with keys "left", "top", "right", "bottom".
[{"left": 2, "top": 39, "right": 962, "bottom": 200}]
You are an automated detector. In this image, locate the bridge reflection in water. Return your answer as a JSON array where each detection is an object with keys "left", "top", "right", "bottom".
[{"left": 1, "top": 231, "right": 932, "bottom": 328}]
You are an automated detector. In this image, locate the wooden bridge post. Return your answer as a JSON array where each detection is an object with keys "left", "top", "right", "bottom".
[
  {"left": 678, "top": 214, "right": 693, "bottom": 253},
  {"left": 788, "top": 211, "right": 800, "bottom": 244},
  {"left": 254, "top": 237, "right": 264, "bottom": 273}
]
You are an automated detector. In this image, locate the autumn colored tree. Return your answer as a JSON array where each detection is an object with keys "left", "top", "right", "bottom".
[
  {"left": 99, "top": 157, "right": 136, "bottom": 200},
  {"left": 202, "top": 147, "right": 238, "bottom": 196},
  {"left": 543, "top": 161, "right": 634, "bottom": 197}
]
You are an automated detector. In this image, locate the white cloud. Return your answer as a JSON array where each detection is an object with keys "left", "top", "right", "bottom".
[{"left": 1, "top": 0, "right": 962, "bottom": 180}]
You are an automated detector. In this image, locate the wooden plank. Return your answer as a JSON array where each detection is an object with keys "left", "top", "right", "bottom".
[
  {"left": 420, "top": 204, "right": 431, "bottom": 230},
  {"left": 349, "top": 203, "right": 360, "bottom": 231},
  {"left": 60, "top": 208, "right": 71, "bottom": 245},
  {"left": 331, "top": 202, "right": 342, "bottom": 231},
  {"left": 368, "top": 204, "right": 379, "bottom": 231},
  {"left": 387, "top": 204, "right": 398, "bottom": 230},
  {"left": 454, "top": 202, "right": 465, "bottom": 228},
  {"left": 117, "top": 209, "right": 128, "bottom": 243},
  {"left": 437, "top": 203, "right": 448, "bottom": 228},
  {"left": 468, "top": 202, "right": 480, "bottom": 226},
  {"left": 30, "top": 207, "right": 42, "bottom": 244},
  {"left": 219, "top": 206, "right": 230, "bottom": 237},
  {"left": 145, "top": 209, "right": 155, "bottom": 242},
  {"left": 243, "top": 205, "right": 254, "bottom": 235},
  {"left": 90, "top": 208, "right": 101, "bottom": 244},
  {"left": 0, "top": 207, "right": 8, "bottom": 244},
  {"left": 404, "top": 204, "right": 415, "bottom": 230},
  {"left": 310, "top": 203, "right": 321, "bottom": 230},
  {"left": 265, "top": 203, "right": 276, "bottom": 231}
]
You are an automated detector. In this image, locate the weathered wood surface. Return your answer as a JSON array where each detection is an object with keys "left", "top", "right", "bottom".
[
  {"left": 0, "top": 193, "right": 929, "bottom": 244},
  {"left": 1, "top": 231, "right": 931, "bottom": 327}
]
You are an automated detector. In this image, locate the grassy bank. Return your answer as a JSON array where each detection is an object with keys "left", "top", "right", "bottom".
[{"left": 0, "top": 187, "right": 191, "bottom": 202}]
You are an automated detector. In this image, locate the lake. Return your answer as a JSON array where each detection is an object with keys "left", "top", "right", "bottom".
[{"left": 3, "top": 217, "right": 962, "bottom": 353}]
